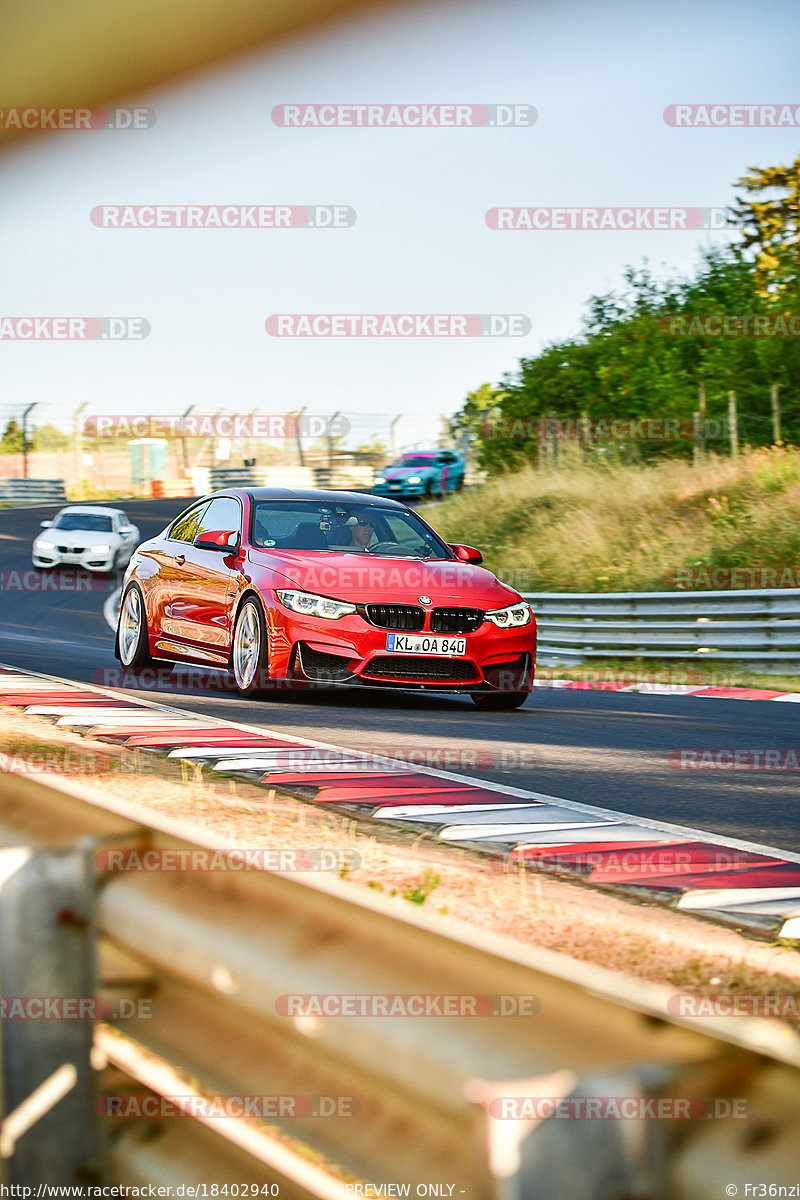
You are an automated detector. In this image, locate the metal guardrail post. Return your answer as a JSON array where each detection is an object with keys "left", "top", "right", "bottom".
[{"left": 0, "top": 842, "right": 103, "bottom": 1187}]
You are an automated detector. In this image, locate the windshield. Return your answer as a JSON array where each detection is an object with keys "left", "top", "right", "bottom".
[
  {"left": 52, "top": 513, "right": 114, "bottom": 532},
  {"left": 389, "top": 456, "right": 437, "bottom": 469},
  {"left": 250, "top": 501, "right": 452, "bottom": 558}
]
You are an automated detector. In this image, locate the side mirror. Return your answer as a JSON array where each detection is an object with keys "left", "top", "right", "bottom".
[
  {"left": 193, "top": 529, "right": 239, "bottom": 553},
  {"left": 40, "top": 520, "right": 52, "bottom": 528},
  {"left": 449, "top": 543, "right": 483, "bottom": 565}
]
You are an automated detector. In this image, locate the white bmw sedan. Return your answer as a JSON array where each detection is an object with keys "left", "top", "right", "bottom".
[{"left": 32, "top": 505, "right": 140, "bottom": 572}]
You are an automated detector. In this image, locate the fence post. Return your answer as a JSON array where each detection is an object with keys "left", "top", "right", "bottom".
[
  {"left": 549, "top": 411, "right": 559, "bottom": 467},
  {"left": 72, "top": 403, "right": 88, "bottom": 499},
  {"left": 0, "top": 844, "right": 103, "bottom": 1187},
  {"left": 771, "top": 383, "right": 781, "bottom": 444},
  {"left": 728, "top": 390, "right": 739, "bottom": 459}
]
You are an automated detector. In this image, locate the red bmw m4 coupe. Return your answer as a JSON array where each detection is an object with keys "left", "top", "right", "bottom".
[{"left": 115, "top": 489, "right": 536, "bottom": 708}]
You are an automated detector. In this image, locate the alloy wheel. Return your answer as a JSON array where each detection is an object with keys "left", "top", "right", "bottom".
[
  {"left": 118, "top": 588, "right": 142, "bottom": 666},
  {"left": 233, "top": 602, "right": 261, "bottom": 690}
]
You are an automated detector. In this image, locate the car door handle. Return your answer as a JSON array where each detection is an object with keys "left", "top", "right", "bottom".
[{"left": 175, "top": 555, "right": 185, "bottom": 566}]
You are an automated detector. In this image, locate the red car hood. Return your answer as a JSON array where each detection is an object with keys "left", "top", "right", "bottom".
[{"left": 247, "top": 549, "right": 522, "bottom": 608}]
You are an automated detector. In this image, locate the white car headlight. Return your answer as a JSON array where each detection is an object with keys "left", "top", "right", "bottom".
[
  {"left": 407, "top": 475, "right": 423, "bottom": 484},
  {"left": 276, "top": 590, "right": 356, "bottom": 620},
  {"left": 375, "top": 476, "right": 386, "bottom": 484},
  {"left": 484, "top": 602, "right": 532, "bottom": 629},
  {"left": 35, "top": 539, "right": 55, "bottom": 550},
  {"left": 89, "top": 543, "right": 112, "bottom": 553}
]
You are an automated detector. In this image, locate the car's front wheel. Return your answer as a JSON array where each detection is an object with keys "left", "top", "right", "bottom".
[
  {"left": 231, "top": 597, "right": 270, "bottom": 698},
  {"left": 471, "top": 691, "right": 529, "bottom": 711},
  {"left": 116, "top": 583, "right": 156, "bottom": 668}
]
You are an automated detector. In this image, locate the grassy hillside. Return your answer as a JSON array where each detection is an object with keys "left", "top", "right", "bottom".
[{"left": 426, "top": 447, "right": 800, "bottom": 593}]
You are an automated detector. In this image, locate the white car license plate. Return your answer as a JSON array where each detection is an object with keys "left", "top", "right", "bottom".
[{"left": 386, "top": 634, "right": 466, "bottom": 656}]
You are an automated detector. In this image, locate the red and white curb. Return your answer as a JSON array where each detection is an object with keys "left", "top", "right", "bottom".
[
  {"left": 3, "top": 662, "right": 800, "bottom": 941},
  {"left": 533, "top": 680, "right": 800, "bottom": 701}
]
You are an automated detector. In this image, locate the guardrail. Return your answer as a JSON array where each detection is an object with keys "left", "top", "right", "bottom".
[
  {"left": 1, "top": 767, "right": 799, "bottom": 1196},
  {"left": 524, "top": 588, "right": 800, "bottom": 670},
  {"left": 0, "top": 478, "right": 66, "bottom": 505},
  {"left": 191, "top": 466, "right": 375, "bottom": 493}
]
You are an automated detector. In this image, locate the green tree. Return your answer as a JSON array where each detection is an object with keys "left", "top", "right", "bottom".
[
  {"left": 33, "top": 423, "right": 70, "bottom": 451},
  {"left": 732, "top": 154, "right": 800, "bottom": 302},
  {"left": 449, "top": 383, "right": 509, "bottom": 469},
  {"left": 0, "top": 419, "right": 23, "bottom": 453}
]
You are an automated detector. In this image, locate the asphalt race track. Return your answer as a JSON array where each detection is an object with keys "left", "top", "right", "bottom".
[{"left": 1, "top": 497, "right": 798, "bottom": 852}]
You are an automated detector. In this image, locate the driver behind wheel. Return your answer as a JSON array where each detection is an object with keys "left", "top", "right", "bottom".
[{"left": 345, "top": 509, "right": 377, "bottom": 550}]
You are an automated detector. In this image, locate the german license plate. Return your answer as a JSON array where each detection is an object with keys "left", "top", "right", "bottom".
[{"left": 386, "top": 634, "right": 466, "bottom": 656}]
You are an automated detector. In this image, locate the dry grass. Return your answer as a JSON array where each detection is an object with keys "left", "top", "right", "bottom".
[{"left": 426, "top": 446, "right": 800, "bottom": 593}]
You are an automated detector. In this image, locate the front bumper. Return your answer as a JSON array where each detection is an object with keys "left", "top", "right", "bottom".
[
  {"left": 372, "top": 481, "right": 429, "bottom": 497},
  {"left": 267, "top": 604, "right": 536, "bottom": 692},
  {"left": 32, "top": 546, "right": 118, "bottom": 572}
]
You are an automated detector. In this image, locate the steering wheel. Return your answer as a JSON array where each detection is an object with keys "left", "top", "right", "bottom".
[{"left": 370, "top": 541, "right": 421, "bottom": 556}]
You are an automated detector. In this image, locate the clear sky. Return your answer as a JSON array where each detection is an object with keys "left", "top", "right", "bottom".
[{"left": 1, "top": 0, "right": 798, "bottom": 451}]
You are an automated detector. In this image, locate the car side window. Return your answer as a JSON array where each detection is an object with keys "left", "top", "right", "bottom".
[
  {"left": 198, "top": 497, "right": 242, "bottom": 537},
  {"left": 169, "top": 503, "right": 210, "bottom": 543}
]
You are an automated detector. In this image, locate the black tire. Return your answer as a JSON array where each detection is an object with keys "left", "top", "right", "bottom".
[
  {"left": 116, "top": 583, "right": 156, "bottom": 667},
  {"left": 471, "top": 691, "right": 529, "bottom": 711},
  {"left": 231, "top": 597, "right": 271, "bottom": 699}
]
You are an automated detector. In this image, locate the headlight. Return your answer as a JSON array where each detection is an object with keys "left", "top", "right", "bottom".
[
  {"left": 89, "top": 544, "right": 112, "bottom": 553},
  {"left": 484, "top": 602, "right": 532, "bottom": 629},
  {"left": 276, "top": 590, "right": 356, "bottom": 620},
  {"left": 35, "top": 539, "right": 55, "bottom": 550},
  {"left": 374, "top": 476, "right": 386, "bottom": 484},
  {"left": 407, "top": 475, "right": 423, "bottom": 484}
]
